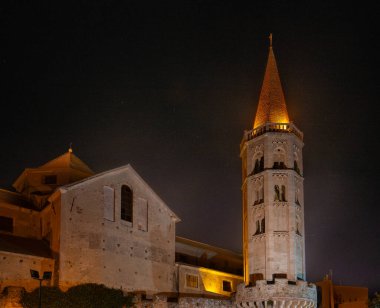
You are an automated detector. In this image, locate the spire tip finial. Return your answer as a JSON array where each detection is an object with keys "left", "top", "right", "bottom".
[{"left": 269, "top": 33, "right": 273, "bottom": 47}]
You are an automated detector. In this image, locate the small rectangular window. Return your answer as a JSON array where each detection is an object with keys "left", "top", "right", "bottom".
[
  {"left": 222, "top": 280, "right": 232, "bottom": 292},
  {"left": 43, "top": 175, "right": 57, "bottom": 185},
  {"left": 103, "top": 186, "right": 115, "bottom": 221},
  {"left": 185, "top": 274, "right": 199, "bottom": 289},
  {"left": 0, "top": 216, "right": 13, "bottom": 233}
]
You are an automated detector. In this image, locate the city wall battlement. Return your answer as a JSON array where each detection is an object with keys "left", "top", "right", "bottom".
[{"left": 235, "top": 279, "right": 317, "bottom": 307}]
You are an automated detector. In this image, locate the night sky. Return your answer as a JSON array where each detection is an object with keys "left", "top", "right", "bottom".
[{"left": 1, "top": 1, "right": 379, "bottom": 295}]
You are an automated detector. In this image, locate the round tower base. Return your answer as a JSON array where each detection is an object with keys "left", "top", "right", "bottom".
[{"left": 235, "top": 279, "right": 317, "bottom": 307}]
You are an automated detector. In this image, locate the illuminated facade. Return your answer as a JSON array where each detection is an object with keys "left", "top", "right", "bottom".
[
  {"left": 0, "top": 149, "right": 243, "bottom": 306},
  {"left": 0, "top": 37, "right": 324, "bottom": 307},
  {"left": 236, "top": 37, "right": 317, "bottom": 306}
]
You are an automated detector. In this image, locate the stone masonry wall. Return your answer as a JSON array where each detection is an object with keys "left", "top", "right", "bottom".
[
  {"left": 0, "top": 251, "right": 54, "bottom": 293},
  {"left": 0, "top": 203, "right": 40, "bottom": 239},
  {"left": 235, "top": 279, "right": 317, "bottom": 307},
  {"left": 57, "top": 166, "right": 178, "bottom": 294},
  {"left": 178, "top": 297, "right": 233, "bottom": 308}
]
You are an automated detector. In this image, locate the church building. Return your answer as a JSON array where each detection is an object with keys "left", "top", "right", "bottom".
[
  {"left": 0, "top": 36, "right": 322, "bottom": 307},
  {"left": 0, "top": 149, "right": 243, "bottom": 306}
]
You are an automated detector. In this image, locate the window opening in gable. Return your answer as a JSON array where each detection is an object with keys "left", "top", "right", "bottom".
[
  {"left": 43, "top": 175, "right": 57, "bottom": 185},
  {"left": 121, "top": 185, "right": 133, "bottom": 222}
]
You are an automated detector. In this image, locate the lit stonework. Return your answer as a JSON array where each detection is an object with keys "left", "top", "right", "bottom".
[{"left": 236, "top": 36, "right": 317, "bottom": 307}]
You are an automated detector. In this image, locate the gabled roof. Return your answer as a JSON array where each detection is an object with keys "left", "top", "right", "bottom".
[
  {"left": 12, "top": 149, "right": 94, "bottom": 193},
  {"left": 57, "top": 164, "right": 180, "bottom": 222},
  {"left": 253, "top": 35, "right": 290, "bottom": 129},
  {"left": 40, "top": 149, "right": 94, "bottom": 174}
]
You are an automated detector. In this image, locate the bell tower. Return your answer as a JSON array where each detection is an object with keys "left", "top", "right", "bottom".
[{"left": 236, "top": 35, "right": 316, "bottom": 307}]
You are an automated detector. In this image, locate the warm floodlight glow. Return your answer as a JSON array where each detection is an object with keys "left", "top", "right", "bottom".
[
  {"left": 198, "top": 268, "right": 240, "bottom": 295},
  {"left": 253, "top": 37, "right": 290, "bottom": 129}
]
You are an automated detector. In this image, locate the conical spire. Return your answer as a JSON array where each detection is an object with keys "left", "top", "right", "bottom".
[{"left": 253, "top": 34, "right": 290, "bottom": 129}]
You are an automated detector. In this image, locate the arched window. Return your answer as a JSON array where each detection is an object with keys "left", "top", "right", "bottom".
[
  {"left": 259, "top": 157, "right": 264, "bottom": 172},
  {"left": 273, "top": 147, "right": 286, "bottom": 169},
  {"left": 252, "top": 151, "right": 264, "bottom": 175},
  {"left": 255, "top": 189, "right": 260, "bottom": 205},
  {"left": 296, "top": 215, "right": 302, "bottom": 235},
  {"left": 294, "top": 160, "right": 300, "bottom": 174},
  {"left": 281, "top": 185, "right": 286, "bottom": 202},
  {"left": 294, "top": 152, "right": 301, "bottom": 174},
  {"left": 259, "top": 185, "right": 264, "bottom": 203},
  {"left": 255, "top": 220, "right": 260, "bottom": 235},
  {"left": 254, "top": 159, "right": 260, "bottom": 174},
  {"left": 295, "top": 188, "right": 300, "bottom": 205},
  {"left": 274, "top": 185, "right": 280, "bottom": 201},
  {"left": 121, "top": 185, "right": 133, "bottom": 222},
  {"left": 261, "top": 218, "right": 265, "bottom": 233}
]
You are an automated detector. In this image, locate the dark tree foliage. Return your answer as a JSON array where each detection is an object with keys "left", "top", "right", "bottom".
[
  {"left": 370, "top": 292, "right": 380, "bottom": 308},
  {"left": 21, "top": 283, "right": 133, "bottom": 308}
]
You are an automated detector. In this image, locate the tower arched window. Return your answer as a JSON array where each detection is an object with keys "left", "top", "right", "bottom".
[
  {"left": 255, "top": 218, "right": 265, "bottom": 235},
  {"left": 260, "top": 157, "right": 264, "bottom": 172},
  {"left": 121, "top": 185, "right": 133, "bottom": 222},
  {"left": 294, "top": 152, "right": 301, "bottom": 174},
  {"left": 255, "top": 189, "right": 260, "bottom": 205},
  {"left": 273, "top": 147, "right": 286, "bottom": 169},
  {"left": 281, "top": 185, "right": 286, "bottom": 202},
  {"left": 254, "top": 159, "right": 260, "bottom": 174},
  {"left": 274, "top": 185, "right": 280, "bottom": 201},
  {"left": 252, "top": 151, "right": 264, "bottom": 175},
  {"left": 296, "top": 215, "right": 302, "bottom": 236},
  {"left": 255, "top": 220, "right": 260, "bottom": 235},
  {"left": 261, "top": 218, "right": 265, "bottom": 233},
  {"left": 294, "top": 160, "right": 300, "bottom": 174},
  {"left": 295, "top": 188, "right": 300, "bottom": 205}
]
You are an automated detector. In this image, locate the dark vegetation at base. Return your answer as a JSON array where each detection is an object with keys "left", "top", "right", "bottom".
[{"left": 21, "top": 283, "right": 134, "bottom": 308}]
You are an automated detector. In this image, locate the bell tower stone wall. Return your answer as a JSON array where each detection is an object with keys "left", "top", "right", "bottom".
[
  {"left": 236, "top": 35, "right": 316, "bottom": 307},
  {"left": 241, "top": 129, "right": 305, "bottom": 282}
]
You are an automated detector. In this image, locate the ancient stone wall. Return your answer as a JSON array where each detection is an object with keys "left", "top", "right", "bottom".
[
  {"left": 235, "top": 279, "right": 317, "bottom": 307},
  {"left": 0, "top": 203, "right": 40, "bottom": 239},
  {"left": 56, "top": 166, "right": 178, "bottom": 294},
  {"left": 0, "top": 251, "right": 54, "bottom": 293},
  {"left": 242, "top": 131, "right": 305, "bottom": 282},
  {"left": 178, "top": 297, "right": 233, "bottom": 308}
]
